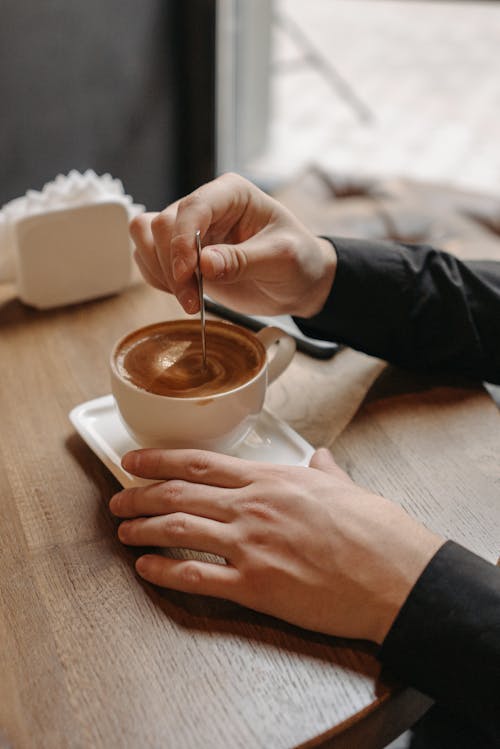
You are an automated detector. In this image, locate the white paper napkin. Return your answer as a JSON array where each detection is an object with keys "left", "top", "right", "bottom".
[{"left": 0, "top": 169, "right": 144, "bottom": 282}]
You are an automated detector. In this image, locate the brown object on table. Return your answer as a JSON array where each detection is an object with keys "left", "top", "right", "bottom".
[
  {"left": 273, "top": 166, "right": 500, "bottom": 261},
  {"left": 1, "top": 173, "right": 499, "bottom": 748}
]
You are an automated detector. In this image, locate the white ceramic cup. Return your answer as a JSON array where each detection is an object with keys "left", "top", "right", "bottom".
[{"left": 110, "top": 320, "right": 296, "bottom": 452}]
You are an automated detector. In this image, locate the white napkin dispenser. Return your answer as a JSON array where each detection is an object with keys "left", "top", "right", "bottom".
[{"left": 15, "top": 201, "right": 132, "bottom": 309}]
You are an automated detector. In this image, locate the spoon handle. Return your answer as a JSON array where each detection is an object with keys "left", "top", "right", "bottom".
[{"left": 195, "top": 230, "right": 207, "bottom": 368}]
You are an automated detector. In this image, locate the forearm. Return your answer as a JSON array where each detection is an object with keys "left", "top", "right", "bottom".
[
  {"left": 378, "top": 541, "right": 500, "bottom": 744},
  {"left": 295, "top": 238, "right": 500, "bottom": 384}
]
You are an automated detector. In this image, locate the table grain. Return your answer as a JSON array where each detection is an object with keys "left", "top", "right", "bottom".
[{"left": 1, "top": 278, "right": 499, "bottom": 749}]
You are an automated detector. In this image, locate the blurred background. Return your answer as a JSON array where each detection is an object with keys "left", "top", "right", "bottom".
[
  {"left": 2, "top": 0, "right": 499, "bottom": 209},
  {"left": 231, "top": 0, "right": 500, "bottom": 195}
]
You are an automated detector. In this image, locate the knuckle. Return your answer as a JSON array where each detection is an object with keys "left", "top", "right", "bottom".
[
  {"left": 229, "top": 247, "right": 248, "bottom": 280},
  {"left": 185, "top": 452, "right": 212, "bottom": 479},
  {"left": 268, "top": 465, "right": 294, "bottom": 483},
  {"left": 151, "top": 212, "right": 171, "bottom": 239},
  {"left": 239, "top": 496, "right": 275, "bottom": 523},
  {"left": 175, "top": 192, "right": 211, "bottom": 227},
  {"left": 180, "top": 194, "right": 213, "bottom": 231},
  {"left": 148, "top": 450, "right": 166, "bottom": 476},
  {"left": 160, "top": 480, "right": 185, "bottom": 506},
  {"left": 218, "top": 171, "right": 241, "bottom": 187},
  {"left": 162, "top": 512, "right": 188, "bottom": 536},
  {"left": 170, "top": 233, "right": 191, "bottom": 258},
  {"left": 244, "top": 526, "right": 271, "bottom": 549},
  {"left": 179, "top": 560, "right": 203, "bottom": 587},
  {"left": 177, "top": 191, "right": 202, "bottom": 213}
]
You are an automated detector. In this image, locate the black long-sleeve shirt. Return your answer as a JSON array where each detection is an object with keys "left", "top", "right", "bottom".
[
  {"left": 296, "top": 238, "right": 500, "bottom": 745},
  {"left": 297, "top": 237, "right": 500, "bottom": 384}
]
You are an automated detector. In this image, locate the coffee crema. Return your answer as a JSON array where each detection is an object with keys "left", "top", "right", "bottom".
[{"left": 115, "top": 320, "right": 265, "bottom": 398}]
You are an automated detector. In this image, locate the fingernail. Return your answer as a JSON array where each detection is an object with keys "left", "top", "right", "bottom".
[
  {"left": 178, "top": 289, "right": 197, "bottom": 313},
  {"left": 173, "top": 256, "right": 188, "bottom": 282},
  {"left": 122, "top": 451, "right": 139, "bottom": 473},
  {"left": 118, "top": 521, "right": 131, "bottom": 542},
  {"left": 109, "top": 493, "right": 121, "bottom": 513},
  {"left": 206, "top": 249, "right": 225, "bottom": 279},
  {"left": 136, "top": 555, "right": 152, "bottom": 575}
]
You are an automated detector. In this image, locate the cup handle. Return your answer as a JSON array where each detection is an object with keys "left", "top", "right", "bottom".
[{"left": 255, "top": 326, "right": 296, "bottom": 384}]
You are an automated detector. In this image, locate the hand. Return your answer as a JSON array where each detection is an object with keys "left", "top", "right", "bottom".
[
  {"left": 109, "top": 447, "right": 444, "bottom": 644},
  {"left": 129, "top": 172, "right": 336, "bottom": 318}
]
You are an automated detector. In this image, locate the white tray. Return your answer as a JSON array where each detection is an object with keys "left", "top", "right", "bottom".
[{"left": 69, "top": 395, "right": 315, "bottom": 488}]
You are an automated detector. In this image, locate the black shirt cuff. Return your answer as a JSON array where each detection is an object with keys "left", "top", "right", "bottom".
[{"left": 379, "top": 540, "right": 500, "bottom": 742}]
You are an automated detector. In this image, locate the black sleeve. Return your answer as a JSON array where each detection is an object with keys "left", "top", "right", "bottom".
[
  {"left": 379, "top": 541, "right": 500, "bottom": 745},
  {"left": 294, "top": 237, "right": 500, "bottom": 384}
]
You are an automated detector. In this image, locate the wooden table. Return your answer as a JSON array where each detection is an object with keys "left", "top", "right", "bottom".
[{"left": 1, "top": 275, "right": 499, "bottom": 749}]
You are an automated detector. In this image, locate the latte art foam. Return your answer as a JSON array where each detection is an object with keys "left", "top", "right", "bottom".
[{"left": 115, "top": 320, "right": 264, "bottom": 397}]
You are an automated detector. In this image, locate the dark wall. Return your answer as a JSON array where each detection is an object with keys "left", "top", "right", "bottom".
[
  {"left": 172, "top": 0, "right": 216, "bottom": 197},
  {"left": 0, "top": 1, "right": 214, "bottom": 211}
]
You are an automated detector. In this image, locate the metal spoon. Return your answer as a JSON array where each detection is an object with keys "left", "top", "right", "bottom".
[{"left": 194, "top": 230, "right": 207, "bottom": 369}]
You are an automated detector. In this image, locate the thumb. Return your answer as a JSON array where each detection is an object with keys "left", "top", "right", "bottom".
[
  {"left": 309, "top": 448, "right": 351, "bottom": 481},
  {"left": 201, "top": 239, "right": 273, "bottom": 284}
]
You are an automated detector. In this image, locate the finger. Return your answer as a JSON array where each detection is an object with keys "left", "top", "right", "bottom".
[
  {"left": 150, "top": 210, "right": 200, "bottom": 312},
  {"left": 200, "top": 232, "right": 286, "bottom": 285},
  {"left": 118, "top": 513, "right": 235, "bottom": 559},
  {"left": 150, "top": 202, "right": 195, "bottom": 290},
  {"left": 164, "top": 173, "right": 264, "bottom": 285},
  {"left": 109, "top": 480, "right": 235, "bottom": 522},
  {"left": 135, "top": 553, "right": 241, "bottom": 599},
  {"left": 130, "top": 212, "right": 172, "bottom": 290},
  {"left": 309, "top": 448, "right": 351, "bottom": 481},
  {"left": 152, "top": 174, "right": 268, "bottom": 313},
  {"left": 149, "top": 203, "right": 179, "bottom": 290},
  {"left": 121, "top": 448, "right": 256, "bottom": 488},
  {"left": 133, "top": 250, "right": 172, "bottom": 293},
  {"left": 168, "top": 174, "right": 251, "bottom": 279},
  {"left": 200, "top": 210, "right": 299, "bottom": 284},
  {"left": 129, "top": 212, "right": 157, "bottom": 249}
]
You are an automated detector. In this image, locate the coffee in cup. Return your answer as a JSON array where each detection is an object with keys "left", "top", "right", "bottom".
[
  {"left": 110, "top": 319, "right": 296, "bottom": 451},
  {"left": 115, "top": 319, "right": 265, "bottom": 398}
]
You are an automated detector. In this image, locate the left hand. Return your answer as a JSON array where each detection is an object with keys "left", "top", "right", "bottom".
[{"left": 109, "top": 447, "right": 444, "bottom": 644}]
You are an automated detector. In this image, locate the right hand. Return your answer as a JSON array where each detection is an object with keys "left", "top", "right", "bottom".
[
  {"left": 110, "top": 446, "right": 444, "bottom": 645},
  {"left": 129, "top": 172, "right": 336, "bottom": 318}
]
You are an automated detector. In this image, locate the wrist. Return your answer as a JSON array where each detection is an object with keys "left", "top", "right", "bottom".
[
  {"left": 371, "top": 532, "right": 446, "bottom": 645},
  {"left": 296, "top": 237, "right": 337, "bottom": 318}
]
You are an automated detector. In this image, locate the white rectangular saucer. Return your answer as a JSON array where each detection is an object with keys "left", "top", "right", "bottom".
[{"left": 69, "top": 395, "right": 315, "bottom": 488}]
